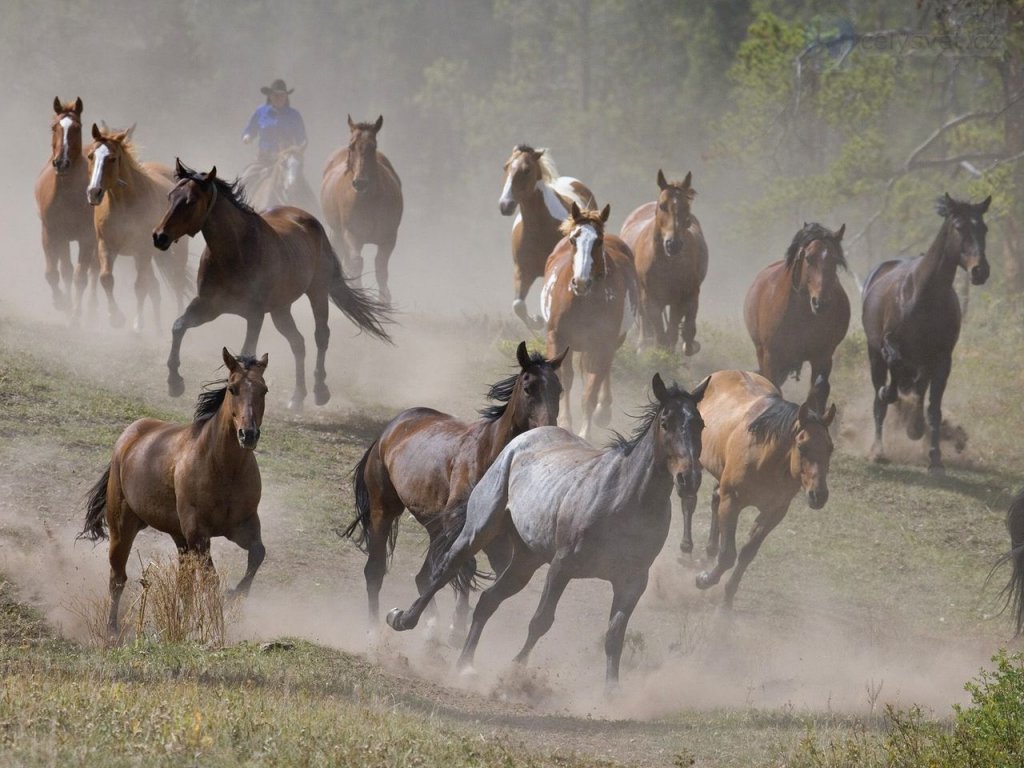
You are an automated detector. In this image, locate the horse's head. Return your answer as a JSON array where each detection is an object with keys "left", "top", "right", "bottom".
[
  {"left": 50, "top": 96, "right": 83, "bottom": 175},
  {"left": 347, "top": 114, "right": 382, "bottom": 192},
  {"left": 561, "top": 202, "right": 611, "bottom": 296},
  {"left": 786, "top": 222, "right": 847, "bottom": 315},
  {"left": 652, "top": 373, "right": 708, "bottom": 498},
  {"left": 655, "top": 169, "right": 696, "bottom": 257},
  {"left": 509, "top": 341, "right": 565, "bottom": 428},
  {"left": 499, "top": 145, "right": 547, "bottom": 216},
  {"left": 86, "top": 122, "right": 134, "bottom": 205},
  {"left": 153, "top": 159, "right": 219, "bottom": 249},
  {"left": 790, "top": 401, "right": 836, "bottom": 509},
  {"left": 223, "top": 347, "right": 269, "bottom": 450},
  {"left": 937, "top": 193, "right": 991, "bottom": 285}
]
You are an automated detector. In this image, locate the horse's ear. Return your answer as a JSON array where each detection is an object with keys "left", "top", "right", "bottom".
[
  {"left": 682, "top": 170, "right": 692, "bottom": 189},
  {"left": 797, "top": 400, "right": 812, "bottom": 426},
  {"left": 535, "top": 148, "right": 545, "bottom": 158},
  {"left": 256, "top": 353, "right": 269, "bottom": 370},
  {"left": 600, "top": 203, "right": 611, "bottom": 223},
  {"left": 657, "top": 169, "right": 668, "bottom": 190},
  {"left": 74, "top": 97, "right": 83, "bottom": 115},
  {"left": 207, "top": 166, "right": 218, "bottom": 182},
  {"left": 651, "top": 372, "right": 669, "bottom": 403},
  {"left": 836, "top": 223, "right": 846, "bottom": 241},
  {"left": 979, "top": 195, "right": 992, "bottom": 214},
  {"left": 91, "top": 122, "right": 101, "bottom": 141},
  {"left": 515, "top": 340, "right": 531, "bottom": 370},
  {"left": 570, "top": 201, "right": 581, "bottom": 220},
  {"left": 373, "top": 115, "right": 383, "bottom": 133},
  {"left": 124, "top": 122, "right": 136, "bottom": 141},
  {"left": 53, "top": 96, "right": 62, "bottom": 114},
  {"left": 347, "top": 114, "right": 355, "bottom": 131},
  {"left": 822, "top": 403, "right": 837, "bottom": 427},
  {"left": 549, "top": 346, "right": 569, "bottom": 370},
  {"left": 174, "top": 157, "right": 186, "bottom": 179},
  {"left": 691, "top": 375, "right": 711, "bottom": 404},
  {"left": 222, "top": 347, "right": 240, "bottom": 373}
]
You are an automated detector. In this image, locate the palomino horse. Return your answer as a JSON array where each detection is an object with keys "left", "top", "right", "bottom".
[
  {"left": 34, "top": 97, "right": 97, "bottom": 320},
  {"left": 620, "top": 170, "right": 708, "bottom": 354},
  {"left": 743, "top": 222, "right": 850, "bottom": 412},
  {"left": 152, "top": 161, "right": 391, "bottom": 410},
  {"left": 861, "top": 194, "right": 990, "bottom": 474},
  {"left": 341, "top": 342, "right": 565, "bottom": 639},
  {"left": 244, "top": 144, "right": 318, "bottom": 214},
  {"left": 992, "top": 488, "right": 1024, "bottom": 635},
  {"left": 386, "top": 373, "right": 708, "bottom": 689},
  {"left": 86, "top": 123, "right": 192, "bottom": 330},
  {"left": 541, "top": 203, "right": 638, "bottom": 441},
  {"left": 681, "top": 370, "right": 835, "bottom": 607},
  {"left": 320, "top": 116, "right": 403, "bottom": 305},
  {"left": 499, "top": 145, "right": 597, "bottom": 328},
  {"left": 80, "top": 348, "right": 270, "bottom": 633}
]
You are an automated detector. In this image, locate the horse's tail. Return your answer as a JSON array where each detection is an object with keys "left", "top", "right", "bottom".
[
  {"left": 79, "top": 464, "right": 111, "bottom": 542},
  {"left": 426, "top": 500, "right": 484, "bottom": 595},
  {"left": 321, "top": 230, "right": 393, "bottom": 343},
  {"left": 337, "top": 442, "right": 399, "bottom": 560},
  {"left": 988, "top": 489, "right": 1024, "bottom": 635}
]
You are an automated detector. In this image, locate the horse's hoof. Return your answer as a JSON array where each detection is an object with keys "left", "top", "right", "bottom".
[
  {"left": 529, "top": 315, "right": 545, "bottom": 330},
  {"left": 683, "top": 340, "right": 701, "bottom": 356},
  {"left": 604, "top": 680, "right": 622, "bottom": 698},
  {"left": 458, "top": 663, "right": 478, "bottom": 678},
  {"left": 314, "top": 385, "right": 330, "bottom": 407},
  {"left": 695, "top": 571, "right": 715, "bottom": 590},
  {"left": 168, "top": 376, "right": 185, "bottom": 398},
  {"left": 928, "top": 463, "right": 946, "bottom": 477},
  {"left": 679, "top": 539, "right": 694, "bottom": 556},
  {"left": 385, "top": 608, "right": 404, "bottom": 631},
  {"left": 287, "top": 397, "right": 305, "bottom": 412}
]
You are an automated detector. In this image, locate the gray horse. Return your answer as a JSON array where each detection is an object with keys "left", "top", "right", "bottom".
[{"left": 386, "top": 372, "right": 708, "bottom": 689}]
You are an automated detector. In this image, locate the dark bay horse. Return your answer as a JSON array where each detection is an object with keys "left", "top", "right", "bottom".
[
  {"left": 86, "top": 123, "right": 192, "bottom": 330},
  {"left": 682, "top": 370, "right": 835, "bottom": 607},
  {"left": 245, "top": 144, "right": 318, "bottom": 214},
  {"left": 744, "top": 222, "right": 850, "bottom": 411},
  {"left": 541, "top": 203, "right": 637, "bottom": 441},
  {"left": 386, "top": 373, "right": 708, "bottom": 689},
  {"left": 498, "top": 145, "right": 597, "bottom": 328},
  {"left": 320, "top": 116, "right": 403, "bottom": 305},
  {"left": 861, "top": 194, "right": 990, "bottom": 474},
  {"left": 152, "top": 161, "right": 392, "bottom": 410},
  {"left": 341, "top": 341, "right": 565, "bottom": 639},
  {"left": 34, "top": 97, "right": 97, "bottom": 320},
  {"left": 619, "top": 170, "right": 708, "bottom": 355},
  {"left": 80, "top": 348, "right": 270, "bottom": 633}
]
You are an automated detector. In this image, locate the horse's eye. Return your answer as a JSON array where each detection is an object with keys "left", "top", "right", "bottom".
[
  {"left": 659, "top": 202, "right": 668, "bottom": 212},
  {"left": 798, "top": 442, "right": 810, "bottom": 455},
  {"left": 87, "top": 153, "right": 93, "bottom": 160},
  {"left": 228, "top": 385, "right": 240, "bottom": 396}
]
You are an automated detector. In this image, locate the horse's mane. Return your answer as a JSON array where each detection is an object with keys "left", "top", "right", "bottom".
[
  {"left": 608, "top": 382, "right": 688, "bottom": 455},
  {"left": 176, "top": 160, "right": 257, "bottom": 216},
  {"left": 747, "top": 396, "right": 800, "bottom": 444},
  {"left": 193, "top": 356, "right": 262, "bottom": 424},
  {"left": 559, "top": 208, "right": 606, "bottom": 237},
  {"left": 96, "top": 131, "right": 147, "bottom": 179},
  {"left": 513, "top": 144, "right": 559, "bottom": 183},
  {"left": 935, "top": 195, "right": 979, "bottom": 219},
  {"left": 784, "top": 223, "right": 848, "bottom": 271},
  {"left": 478, "top": 350, "right": 549, "bottom": 421}
]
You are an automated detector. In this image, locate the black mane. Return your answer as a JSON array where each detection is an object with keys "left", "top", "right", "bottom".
[
  {"left": 478, "top": 350, "right": 549, "bottom": 421},
  {"left": 747, "top": 397, "right": 800, "bottom": 444},
  {"left": 193, "top": 355, "right": 262, "bottom": 424},
  {"left": 785, "top": 223, "right": 848, "bottom": 271},
  {"left": 175, "top": 160, "right": 257, "bottom": 216},
  {"left": 608, "top": 382, "right": 689, "bottom": 456}
]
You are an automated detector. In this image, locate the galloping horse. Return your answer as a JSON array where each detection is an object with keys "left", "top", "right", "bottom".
[
  {"left": 320, "top": 116, "right": 403, "bottom": 304},
  {"left": 152, "top": 161, "right": 391, "bottom": 410},
  {"left": 86, "top": 124, "right": 191, "bottom": 330},
  {"left": 498, "top": 145, "right": 597, "bottom": 328},
  {"left": 541, "top": 203, "right": 637, "bottom": 441},
  {"left": 245, "top": 144, "right": 318, "bottom": 214},
  {"left": 34, "top": 97, "right": 97, "bottom": 320},
  {"left": 385, "top": 374, "right": 708, "bottom": 689},
  {"left": 80, "top": 348, "right": 270, "bottom": 633},
  {"left": 862, "top": 194, "right": 990, "bottom": 473},
  {"left": 619, "top": 170, "right": 708, "bottom": 354},
  {"left": 341, "top": 342, "right": 565, "bottom": 639},
  {"left": 743, "top": 222, "right": 849, "bottom": 411},
  {"left": 682, "top": 370, "right": 835, "bottom": 607}
]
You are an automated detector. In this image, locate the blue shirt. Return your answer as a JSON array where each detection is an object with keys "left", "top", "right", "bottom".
[{"left": 243, "top": 104, "right": 307, "bottom": 157}]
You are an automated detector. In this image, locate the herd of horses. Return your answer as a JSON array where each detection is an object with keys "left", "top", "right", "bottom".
[{"left": 34, "top": 96, "right": 1022, "bottom": 689}]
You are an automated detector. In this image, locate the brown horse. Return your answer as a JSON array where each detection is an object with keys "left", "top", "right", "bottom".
[
  {"left": 152, "top": 160, "right": 391, "bottom": 410},
  {"left": 320, "top": 116, "right": 403, "bottom": 305},
  {"left": 498, "top": 145, "right": 597, "bottom": 328},
  {"left": 541, "top": 203, "right": 637, "bottom": 441},
  {"left": 861, "top": 194, "right": 990, "bottom": 474},
  {"left": 341, "top": 341, "right": 565, "bottom": 639},
  {"left": 743, "top": 222, "right": 850, "bottom": 412},
  {"left": 681, "top": 370, "right": 835, "bottom": 607},
  {"left": 86, "top": 123, "right": 192, "bottom": 330},
  {"left": 34, "top": 97, "right": 97, "bottom": 320},
  {"left": 619, "top": 170, "right": 708, "bottom": 354},
  {"left": 80, "top": 348, "right": 270, "bottom": 633}
]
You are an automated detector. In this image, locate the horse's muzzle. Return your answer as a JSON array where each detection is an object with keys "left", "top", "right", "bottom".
[
  {"left": 664, "top": 237, "right": 682, "bottom": 257},
  {"left": 806, "top": 488, "right": 828, "bottom": 509},
  {"left": 971, "top": 263, "right": 990, "bottom": 285},
  {"left": 152, "top": 231, "right": 172, "bottom": 251},
  {"left": 237, "top": 428, "right": 261, "bottom": 450},
  {"left": 570, "top": 278, "right": 592, "bottom": 296},
  {"left": 86, "top": 188, "right": 104, "bottom": 205},
  {"left": 675, "top": 470, "right": 701, "bottom": 497},
  {"left": 499, "top": 199, "right": 517, "bottom": 216},
  {"left": 53, "top": 158, "right": 71, "bottom": 174},
  {"left": 352, "top": 177, "right": 369, "bottom": 192},
  {"left": 810, "top": 296, "right": 826, "bottom": 315}
]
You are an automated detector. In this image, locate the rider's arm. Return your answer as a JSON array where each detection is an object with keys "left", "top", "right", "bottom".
[{"left": 242, "top": 108, "right": 262, "bottom": 144}]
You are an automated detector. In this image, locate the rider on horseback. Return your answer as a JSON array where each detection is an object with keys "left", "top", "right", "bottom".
[{"left": 240, "top": 79, "right": 307, "bottom": 194}]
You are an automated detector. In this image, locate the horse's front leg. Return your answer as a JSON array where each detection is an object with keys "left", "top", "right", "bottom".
[
  {"left": 926, "top": 356, "right": 952, "bottom": 475},
  {"left": 225, "top": 515, "right": 266, "bottom": 597},
  {"left": 308, "top": 293, "right": 331, "bottom": 406},
  {"left": 868, "top": 348, "right": 891, "bottom": 463},
  {"left": 696, "top": 489, "right": 739, "bottom": 590},
  {"left": 42, "top": 228, "right": 71, "bottom": 311},
  {"left": 97, "top": 238, "right": 126, "bottom": 328},
  {"left": 374, "top": 239, "right": 395, "bottom": 306},
  {"left": 340, "top": 231, "right": 364, "bottom": 289},
  {"left": 167, "top": 297, "right": 221, "bottom": 397},
  {"left": 269, "top": 307, "right": 308, "bottom": 410},
  {"left": 71, "top": 238, "right": 97, "bottom": 323},
  {"left": 722, "top": 505, "right": 786, "bottom": 608},
  {"left": 807, "top": 358, "right": 833, "bottom": 413},
  {"left": 240, "top": 313, "right": 266, "bottom": 358},
  {"left": 604, "top": 573, "right": 648, "bottom": 691},
  {"left": 512, "top": 261, "right": 543, "bottom": 330},
  {"left": 679, "top": 292, "right": 701, "bottom": 356},
  {"left": 679, "top": 492, "right": 697, "bottom": 557}
]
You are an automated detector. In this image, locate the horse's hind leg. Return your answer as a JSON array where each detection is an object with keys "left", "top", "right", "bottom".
[
  {"left": 225, "top": 515, "right": 266, "bottom": 597},
  {"left": 926, "top": 356, "right": 952, "bottom": 475},
  {"left": 308, "top": 293, "right": 331, "bottom": 406},
  {"left": 679, "top": 492, "right": 697, "bottom": 557},
  {"left": 375, "top": 241, "right": 395, "bottom": 306},
  {"left": 106, "top": 504, "right": 144, "bottom": 635},
  {"left": 269, "top": 307, "right": 308, "bottom": 410},
  {"left": 604, "top": 573, "right": 649, "bottom": 689},
  {"left": 512, "top": 553, "right": 573, "bottom": 666},
  {"left": 868, "top": 348, "right": 891, "bottom": 463},
  {"left": 722, "top": 506, "right": 785, "bottom": 608}
]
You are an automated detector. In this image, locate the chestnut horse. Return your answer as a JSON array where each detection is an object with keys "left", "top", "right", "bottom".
[
  {"left": 541, "top": 203, "right": 637, "bottom": 441},
  {"left": 385, "top": 373, "right": 708, "bottom": 690},
  {"left": 743, "top": 222, "right": 850, "bottom": 412},
  {"left": 86, "top": 123, "right": 192, "bottom": 330},
  {"left": 498, "top": 145, "right": 597, "bottom": 328},
  {"left": 34, "top": 97, "right": 97, "bottom": 320},
  {"left": 80, "top": 348, "right": 270, "bottom": 633},
  {"left": 619, "top": 170, "right": 708, "bottom": 354},
  {"left": 341, "top": 341, "right": 565, "bottom": 639},
  {"left": 862, "top": 194, "right": 990, "bottom": 474},
  {"left": 247, "top": 144, "right": 318, "bottom": 215},
  {"left": 681, "top": 370, "right": 835, "bottom": 607},
  {"left": 152, "top": 160, "right": 392, "bottom": 410},
  {"left": 320, "top": 116, "right": 403, "bottom": 305}
]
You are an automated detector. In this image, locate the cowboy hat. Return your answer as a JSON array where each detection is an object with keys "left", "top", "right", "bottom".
[{"left": 260, "top": 79, "right": 294, "bottom": 95}]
